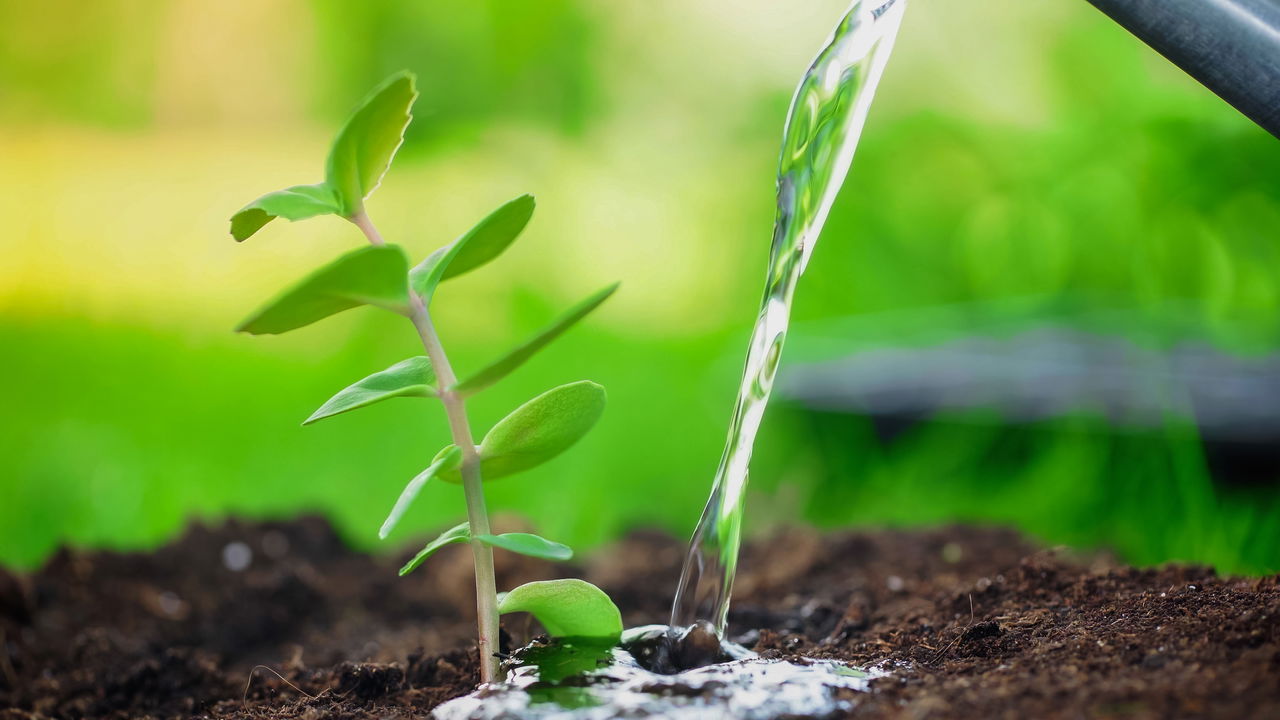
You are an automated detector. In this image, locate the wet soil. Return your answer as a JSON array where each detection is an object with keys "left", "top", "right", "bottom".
[{"left": 1, "top": 517, "right": 1276, "bottom": 719}]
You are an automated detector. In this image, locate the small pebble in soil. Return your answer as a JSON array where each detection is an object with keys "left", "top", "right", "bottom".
[
  {"left": 221, "top": 541, "right": 252, "bottom": 572},
  {"left": 261, "top": 530, "right": 290, "bottom": 559},
  {"left": 156, "top": 591, "right": 185, "bottom": 618},
  {"left": 942, "top": 542, "right": 963, "bottom": 563}
]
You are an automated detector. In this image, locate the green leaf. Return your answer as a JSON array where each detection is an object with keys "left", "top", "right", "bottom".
[
  {"left": 236, "top": 245, "right": 411, "bottom": 335},
  {"left": 399, "top": 520, "right": 470, "bottom": 575},
  {"left": 381, "top": 446, "right": 462, "bottom": 539},
  {"left": 455, "top": 283, "right": 619, "bottom": 396},
  {"left": 439, "top": 381, "right": 606, "bottom": 483},
  {"left": 305, "top": 356, "right": 436, "bottom": 425},
  {"left": 497, "top": 579, "right": 622, "bottom": 640},
  {"left": 230, "top": 184, "right": 340, "bottom": 242},
  {"left": 476, "top": 533, "right": 573, "bottom": 561},
  {"left": 408, "top": 195, "right": 535, "bottom": 301},
  {"left": 227, "top": 73, "right": 414, "bottom": 240},
  {"left": 326, "top": 71, "right": 418, "bottom": 216}
]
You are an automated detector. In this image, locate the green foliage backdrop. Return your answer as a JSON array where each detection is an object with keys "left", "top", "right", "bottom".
[{"left": 1, "top": 0, "right": 1277, "bottom": 573}]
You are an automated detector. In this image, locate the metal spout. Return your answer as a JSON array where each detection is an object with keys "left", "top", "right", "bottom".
[{"left": 1085, "top": 0, "right": 1280, "bottom": 138}]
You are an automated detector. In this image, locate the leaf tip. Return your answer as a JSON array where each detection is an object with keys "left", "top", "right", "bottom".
[{"left": 230, "top": 208, "right": 269, "bottom": 242}]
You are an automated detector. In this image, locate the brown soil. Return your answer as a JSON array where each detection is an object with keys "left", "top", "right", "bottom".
[{"left": 1, "top": 517, "right": 1276, "bottom": 719}]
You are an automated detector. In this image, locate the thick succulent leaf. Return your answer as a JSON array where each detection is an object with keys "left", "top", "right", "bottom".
[
  {"left": 380, "top": 446, "right": 462, "bottom": 539},
  {"left": 236, "top": 245, "right": 411, "bottom": 335},
  {"left": 305, "top": 356, "right": 437, "bottom": 425},
  {"left": 497, "top": 579, "right": 622, "bottom": 640},
  {"left": 408, "top": 195, "right": 535, "bottom": 301},
  {"left": 399, "top": 520, "right": 470, "bottom": 575},
  {"left": 439, "top": 381, "right": 606, "bottom": 484},
  {"left": 455, "top": 283, "right": 619, "bottom": 396},
  {"left": 479, "top": 381, "right": 606, "bottom": 479},
  {"left": 475, "top": 533, "right": 573, "bottom": 561},
  {"left": 325, "top": 71, "right": 418, "bottom": 216},
  {"left": 230, "top": 184, "right": 340, "bottom": 242}
]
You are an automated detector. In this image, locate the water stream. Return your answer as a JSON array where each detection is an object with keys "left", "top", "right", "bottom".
[
  {"left": 431, "top": 3, "right": 908, "bottom": 716},
  {"left": 670, "top": 0, "right": 907, "bottom": 634}
]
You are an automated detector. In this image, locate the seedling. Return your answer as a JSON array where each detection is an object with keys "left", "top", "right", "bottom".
[{"left": 230, "top": 71, "right": 621, "bottom": 683}]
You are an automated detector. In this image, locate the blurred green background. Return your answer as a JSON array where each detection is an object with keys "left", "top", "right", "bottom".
[{"left": 2, "top": 0, "right": 1278, "bottom": 573}]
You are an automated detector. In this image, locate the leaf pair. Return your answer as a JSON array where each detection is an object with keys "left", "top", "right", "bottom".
[
  {"left": 302, "top": 283, "right": 616, "bottom": 418},
  {"left": 231, "top": 72, "right": 418, "bottom": 240},
  {"left": 398, "top": 521, "right": 572, "bottom": 575},
  {"left": 378, "top": 381, "right": 606, "bottom": 539}
]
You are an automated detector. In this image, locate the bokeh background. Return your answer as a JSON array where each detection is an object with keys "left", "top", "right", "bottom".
[{"left": 3, "top": 0, "right": 1278, "bottom": 573}]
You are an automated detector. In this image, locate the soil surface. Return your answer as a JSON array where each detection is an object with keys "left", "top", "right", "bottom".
[{"left": 1, "top": 517, "right": 1276, "bottom": 719}]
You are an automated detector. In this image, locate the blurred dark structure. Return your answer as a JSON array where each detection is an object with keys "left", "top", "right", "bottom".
[{"left": 780, "top": 328, "right": 1280, "bottom": 488}]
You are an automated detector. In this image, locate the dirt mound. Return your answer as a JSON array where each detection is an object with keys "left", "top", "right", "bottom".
[{"left": 1, "top": 518, "right": 1275, "bottom": 719}]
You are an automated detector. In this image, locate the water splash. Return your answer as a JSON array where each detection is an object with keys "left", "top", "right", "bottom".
[
  {"left": 432, "top": 629, "right": 890, "bottom": 720},
  {"left": 670, "top": 0, "right": 907, "bottom": 634}
]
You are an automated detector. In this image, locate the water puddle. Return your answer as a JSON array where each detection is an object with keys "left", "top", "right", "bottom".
[{"left": 433, "top": 626, "right": 891, "bottom": 720}]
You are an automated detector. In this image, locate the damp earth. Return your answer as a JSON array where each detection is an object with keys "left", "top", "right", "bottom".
[{"left": 2, "top": 517, "right": 1278, "bottom": 719}]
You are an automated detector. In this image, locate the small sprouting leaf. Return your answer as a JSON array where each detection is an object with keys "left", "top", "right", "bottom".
[
  {"left": 476, "top": 533, "right": 573, "bottom": 561},
  {"left": 381, "top": 446, "right": 462, "bottom": 539},
  {"left": 439, "top": 381, "right": 606, "bottom": 484},
  {"left": 227, "top": 73, "right": 413, "bottom": 240},
  {"left": 236, "top": 245, "right": 411, "bottom": 335},
  {"left": 408, "top": 195, "right": 535, "bottom": 302},
  {"left": 399, "top": 519, "right": 470, "bottom": 575},
  {"left": 305, "top": 356, "right": 437, "bottom": 425},
  {"left": 455, "top": 283, "right": 619, "bottom": 396},
  {"left": 326, "top": 71, "right": 418, "bottom": 216},
  {"left": 497, "top": 579, "right": 623, "bottom": 640},
  {"left": 230, "top": 184, "right": 340, "bottom": 242}
]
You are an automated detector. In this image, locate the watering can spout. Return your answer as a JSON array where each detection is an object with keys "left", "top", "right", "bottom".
[{"left": 1084, "top": 0, "right": 1280, "bottom": 138}]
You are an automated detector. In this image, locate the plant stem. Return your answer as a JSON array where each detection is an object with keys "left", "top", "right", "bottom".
[
  {"left": 350, "top": 213, "right": 502, "bottom": 684},
  {"left": 350, "top": 209, "right": 385, "bottom": 246}
]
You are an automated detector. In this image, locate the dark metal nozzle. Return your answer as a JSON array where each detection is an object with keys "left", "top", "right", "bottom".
[{"left": 1084, "top": 0, "right": 1280, "bottom": 138}]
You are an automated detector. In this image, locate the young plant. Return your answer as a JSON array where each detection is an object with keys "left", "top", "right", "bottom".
[{"left": 229, "top": 71, "right": 621, "bottom": 683}]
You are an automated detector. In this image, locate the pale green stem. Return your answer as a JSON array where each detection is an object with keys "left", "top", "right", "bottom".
[
  {"left": 349, "top": 210, "right": 502, "bottom": 684},
  {"left": 350, "top": 209, "right": 385, "bottom": 246}
]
